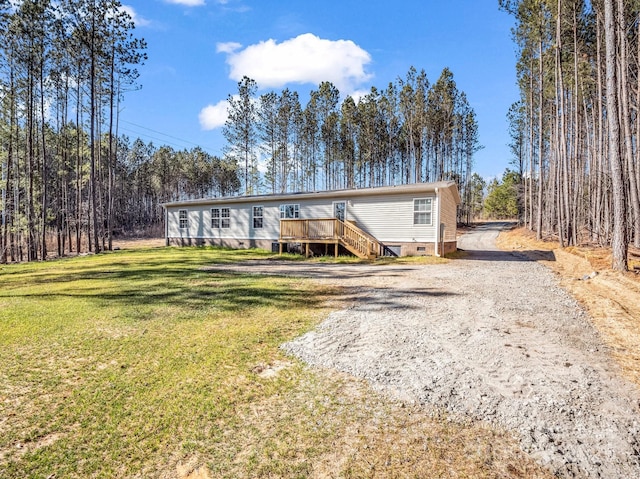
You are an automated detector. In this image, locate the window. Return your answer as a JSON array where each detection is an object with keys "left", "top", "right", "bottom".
[
  {"left": 253, "top": 206, "right": 263, "bottom": 229},
  {"left": 413, "top": 198, "right": 432, "bottom": 225},
  {"left": 211, "top": 208, "right": 230, "bottom": 228},
  {"left": 279, "top": 204, "right": 300, "bottom": 219},
  {"left": 179, "top": 210, "right": 188, "bottom": 229},
  {"left": 211, "top": 208, "right": 220, "bottom": 228},
  {"left": 221, "top": 208, "right": 230, "bottom": 228}
]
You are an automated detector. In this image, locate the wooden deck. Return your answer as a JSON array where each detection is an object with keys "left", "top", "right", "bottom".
[{"left": 279, "top": 219, "right": 381, "bottom": 259}]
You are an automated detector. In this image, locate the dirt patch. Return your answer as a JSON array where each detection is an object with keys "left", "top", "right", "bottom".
[
  {"left": 112, "top": 237, "right": 165, "bottom": 250},
  {"left": 175, "top": 456, "right": 212, "bottom": 479},
  {"left": 251, "top": 360, "right": 293, "bottom": 379},
  {"left": 218, "top": 224, "right": 640, "bottom": 478}
]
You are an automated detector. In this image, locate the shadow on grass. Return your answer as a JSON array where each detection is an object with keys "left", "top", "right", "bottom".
[
  {"left": 204, "top": 263, "right": 422, "bottom": 282},
  {"left": 0, "top": 247, "right": 459, "bottom": 315},
  {"left": 8, "top": 279, "right": 458, "bottom": 314},
  {"left": 456, "top": 249, "right": 556, "bottom": 262},
  {"left": 3, "top": 277, "right": 319, "bottom": 315},
  {"left": 0, "top": 248, "right": 331, "bottom": 315}
]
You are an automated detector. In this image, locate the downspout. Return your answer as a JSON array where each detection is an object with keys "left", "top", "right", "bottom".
[{"left": 434, "top": 187, "right": 440, "bottom": 257}]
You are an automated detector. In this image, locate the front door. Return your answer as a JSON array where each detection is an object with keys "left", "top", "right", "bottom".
[{"left": 333, "top": 201, "right": 346, "bottom": 222}]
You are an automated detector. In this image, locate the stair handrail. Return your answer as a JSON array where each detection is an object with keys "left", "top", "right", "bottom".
[{"left": 336, "top": 219, "right": 381, "bottom": 258}]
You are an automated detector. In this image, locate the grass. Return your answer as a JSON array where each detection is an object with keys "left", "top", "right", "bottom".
[{"left": 0, "top": 246, "right": 552, "bottom": 478}]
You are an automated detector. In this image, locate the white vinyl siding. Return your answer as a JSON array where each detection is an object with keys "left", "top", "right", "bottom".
[
  {"left": 346, "top": 194, "right": 437, "bottom": 242},
  {"left": 439, "top": 187, "right": 458, "bottom": 242},
  {"left": 164, "top": 184, "right": 455, "bottom": 245}
]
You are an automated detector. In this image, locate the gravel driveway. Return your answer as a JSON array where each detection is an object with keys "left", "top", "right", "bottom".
[{"left": 215, "top": 223, "right": 640, "bottom": 478}]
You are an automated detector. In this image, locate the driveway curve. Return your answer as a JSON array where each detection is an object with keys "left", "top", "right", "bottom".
[{"left": 213, "top": 223, "right": 640, "bottom": 478}]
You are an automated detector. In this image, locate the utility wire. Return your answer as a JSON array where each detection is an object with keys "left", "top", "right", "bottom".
[
  {"left": 117, "top": 126, "right": 209, "bottom": 153},
  {"left": 119, "top": 119, "right": 223, "bottom": 155}
]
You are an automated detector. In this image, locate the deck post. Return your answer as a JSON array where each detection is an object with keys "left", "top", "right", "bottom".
[
  {"left": 279, "top": 242, "right": 283, "bottom": 255},
  {"left": 334, "top": 243, "right": 338, "bottom": 257},
  {"left": 305, "top": 242, "right": 310, "bottom": 258}
]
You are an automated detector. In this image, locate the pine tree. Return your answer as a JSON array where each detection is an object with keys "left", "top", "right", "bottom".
[{"left": 223, "top": 76, "right": 258, "bottom": 195}]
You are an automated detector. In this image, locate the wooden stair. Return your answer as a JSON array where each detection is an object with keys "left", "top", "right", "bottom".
[
  {"left": 336, "top": 220, "right": 380, "bottom": 259},
  {"left": 279, "top": 218, "right": 381, "bottom": 259}
]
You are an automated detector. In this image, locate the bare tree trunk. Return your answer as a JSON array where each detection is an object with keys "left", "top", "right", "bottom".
[
  {"left": 596, "top": 11, "right": 605, "bottom": 245},
  {"left": 536, "top": 36, "right": 545, "bottom": 240},
  {"left": 40, "top": 52, "right": 48, "bottom": 261},
  {"left": 2, "top": 59, "right": 16, "bottom": 264},
  {"left": 554, "top": 0, "right": 567, "bottom": 246},
  {"left": 27, "top": 67, "right": 37, "bottom": 261},
  {"left": 636, "top": 17, "right": 640, "bottom": 245},
  {"left": 89, "top": 11, "right": 100, "bottom": 254},
  {"left": 604, "top": 0, "right": 629, "bottom": 271},
  {"left": 76, "top": 63, "right": 82, "bottom": 254},
  {"left": 528, "top": 57, "right": 535, "bottom": 230},
  {"left": 571, "top": 3, "right": 581, "bottom": 246},
  {"left": 11, "top": 88, "right": 20, "bottom": 263},
  {"left": 107, "top": 63, "right": 117, "bottom": 252},
  {"left": 618, "top": 0, "right": 640, "bottom": 248}
]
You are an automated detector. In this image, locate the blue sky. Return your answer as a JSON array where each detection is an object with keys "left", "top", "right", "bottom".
[{"left": 119, "top": 0, "right": 518, "bottom": 180}]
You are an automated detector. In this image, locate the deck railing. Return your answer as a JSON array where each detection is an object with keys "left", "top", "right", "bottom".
[
  {"left": 280, "top": 218, "right": 336, "bottom": 240},
  {"left": 280, "top": 218, "right": 380, "bottom": 258}
]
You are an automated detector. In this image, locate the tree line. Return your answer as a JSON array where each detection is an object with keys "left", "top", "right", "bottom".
[
  {"left": 106, "top": 141, "right": 239, "bottom": 236},
  {"left": 500, "top": 0, "right": 638, "bottom": 270},
  {"left": 1, "top": 1, "right": 483, "bottom": 264},
  {"left": 223, "top": 67, "right": 482, "bottom": 222},
  {"left": 0, "top": 0, "right": 239, "bottom": 263}
]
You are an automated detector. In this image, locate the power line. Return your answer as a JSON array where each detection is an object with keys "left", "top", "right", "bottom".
[
  {"left": 118, "top": 126, "right": 210, "bottom": 153},
  {"left": 119, "top": 119, "right": 223, "bottom": 155}
]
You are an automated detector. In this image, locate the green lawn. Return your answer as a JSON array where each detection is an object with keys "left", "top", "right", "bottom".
[{"left": 0, "top": 247, "right": 552, "bottom": 478}]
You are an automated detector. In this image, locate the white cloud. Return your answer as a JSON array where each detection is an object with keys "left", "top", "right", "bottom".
[
  {"left": 214, "top": 0, "right": 251, "bottom": 13},
  {"left": 219, "top": 33, "right": 373, "bottom": 93},
  {"left": 120, "top": 5, "right": 150, "bottom": 27},
  {"left": 216, "top": 42, "right": 242, "bottom": 54},
  {"left": 349, "top": 89, "right": 371, "bottom": 104},
  {"left": 165, "top": 0, "right": 206, "bottom": 6},
  {"left": 198, "top": 99, "right": 231, "bottom": 130},
  {"left": 256, "top": 150, "right": 269, "bottom": 174}
]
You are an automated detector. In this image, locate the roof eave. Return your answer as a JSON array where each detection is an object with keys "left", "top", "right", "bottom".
[{"left": 162, "top": 181, "right": 460, "bottom": 208}]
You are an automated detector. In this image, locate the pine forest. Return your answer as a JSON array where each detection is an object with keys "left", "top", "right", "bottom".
[
  {"left": 1, "top": 0, "right": 638, "bottom": 271},
  {"left": 501, "top": 0, "right": 639, "bottom": 270}
]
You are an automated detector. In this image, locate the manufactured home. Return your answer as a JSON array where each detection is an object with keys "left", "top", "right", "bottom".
[{"left": 163, "top": 181, "right": 461, "bottom": 258}]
